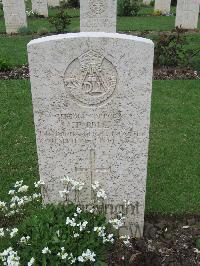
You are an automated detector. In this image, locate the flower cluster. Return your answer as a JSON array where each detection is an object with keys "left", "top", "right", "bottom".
[
  {"left": 60, "top": 176, "right": 85, "bottom": 202},
  {"left": 94, "top": 226, "right": 114, "bottom": 243},
  {"left": 92, "top": 181, "right": 107, "bottom": 201},
  {"left": 77, "top": 249, "right": 96, "bottom": 263},
  {"left": 109, "top": 214, "right": 125, "bottom": 230},
  {"left": 0, "top": 247, "right": 20, "bottom": 266},
  {"left": 0, "top": 180, "right": 42, "bottom": 217}
]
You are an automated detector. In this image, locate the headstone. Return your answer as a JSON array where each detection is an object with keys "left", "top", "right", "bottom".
[
  {"left": 175, "top": 0, "right": 200, "bottom": 29},
  {"left": 80, "top": 0, "right": 117, "bottom": 32},
  {"left": 154, "top": 0, "right": 171, "bottom": 13},
  {"left": 2, "top": 0, "right": 27, "bottom": 34},
  {"left": 32, "top": 0, "right": 48, "bottom": 17},
  {"left": 47, "top": 0, "right": 60, "bottom": 7},
  {"left": 28, "top": 32, "right": 154, "bottom": 237},
  {"left": 143, "top": 0, "right": 151, "bottom": 5}
]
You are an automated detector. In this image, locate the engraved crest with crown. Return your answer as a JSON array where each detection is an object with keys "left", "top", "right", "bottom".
[
  {"left": 89, "top": 0, "right": 106, "bottom": 15},
  {"left": 64, "top": 50, "right": 117, "bottom": 107}
]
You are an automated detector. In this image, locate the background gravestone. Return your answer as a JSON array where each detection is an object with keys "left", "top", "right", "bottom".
[
  {"left": 47, "top": 0, "right": 60, "bottom": 7},
  {"left": 175, "top": 0, "right": 200, "bottom": 29},
  {"left": 2, "top": 0, "right": 27, "bottom": 34},
  {"left": 80, "top": 0, "right": 117, "bottom": 32},
  {"left": 28, "top": 32, "right": 154, "bottom": 237},
  {"left": 154, "top": 0, "right": 171, "bottom": 13},
  {"left": 32, "top": 0, "right": 48, "bottom": 17},
  {"left": 143, "top": 0, "right": 151, "bottom": 4}
]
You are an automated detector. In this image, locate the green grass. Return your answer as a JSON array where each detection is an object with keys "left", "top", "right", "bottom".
[
  {"left": 0, "top": 80, "right": 38, "bottom": 202},
  {"left": 0, "top": 36, "right": 33, "bottom": 66},
  {"left": 0, "top": 80, "right": 200, "bottom": 214},
  {"left": 146, "top": 80, "right": 200, "bottom": 214}
]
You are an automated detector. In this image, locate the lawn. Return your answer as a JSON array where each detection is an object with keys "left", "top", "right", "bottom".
[{"left": 0, "top": 79, "right": 200, "bottom": 214}]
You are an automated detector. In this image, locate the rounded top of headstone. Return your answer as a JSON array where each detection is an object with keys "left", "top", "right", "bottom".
[{"left": 28, "top": 32, "right": 154, "bottom": 47}]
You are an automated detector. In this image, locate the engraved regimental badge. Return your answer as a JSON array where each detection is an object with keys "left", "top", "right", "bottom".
[
  {"left": 89, "top": 0, "right": 106, "bottom": 15},
  {"left": 64, "top": 50, "right": 117, "bottom": 107}
]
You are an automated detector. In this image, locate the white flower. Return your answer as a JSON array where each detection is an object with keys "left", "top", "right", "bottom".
[
  {"left": 94, "top": 226, "right": 106, "bottom": 237},
  {"left": 96, "top": 189, "right": 107, "bottom": 200},
  {"left": 0, "top": 201, "right": 7, "bottom": 210},
  {"left": 76, "top": 207, "right": 82, "bottom": 214},
  {"left": 0, "top": 247, "right": 20, "bottom": 266},
  {"left": 81, "top": 249, "right": 96, "bottom": 262},
  {"left": 78, "top": 221, "right": 88, "bottom": 231},
  {"left": 10, "top": 196, "right": 20, "bottom": 203},
  {"left": 8, "top": 190, "right": 15, "bottom": 195},
  {"left": 20, "top": 236, "right": 30, "bottom": 244},
  {"left": 61, "top": 176, "right": 72, "bottom": 184},
  {"left": 59, "top": 190, "right": 69, "bottom": 198},
  {"left": 10, "top": 203, "right": 16, "bottom": 209},
  {"left": 0, "top": 228, "right": 4, "bottom": 237},
  {"left": 32, "top": 193, "right": 41, "bottom": 199},
  {"left": 10, "top": 228, "right": 18, "bottom": 238},
  {"left": 57, "top": 247, "right": 68, "bottom": 260},
  {"left": 66, "top": 217, "right": 76, "bottom": 227},
  {"left": 34, "top": 180, "right": 45, "bottom": 188},
  {"left": 42, "top": 247, "right": 51, "bottom": 254},
  {"left": 71, "top": 181, "right": 85, "bottom": 191},
  {"left": 91, "top": 181, "right": 100, "bottom": 191},
  {"left": 194, "top": 248, "right": 200, "bottom": 254},
  {"left": 109, "top": 217, "right": 124, "bottom": 230},
  {"left": 103, "top": 233, "right": 114, "bottom": 243},
  {"left": 28, "top": 257, "right": 35, "bottom": 266},
  {"left": 123, "top": 199, "right": 131, "bottom": 207},
  {"left": 78, "top": 256, "right": 84, "bottom": 262},
  {"left": 14, "top": 180, "right": 23, "bottom": 188},
  {"left": 18, "top": 185, "right": 29, "bottom": 193},
  {"left": 73, "top": 233, "right": 79, "bottom": 238}
]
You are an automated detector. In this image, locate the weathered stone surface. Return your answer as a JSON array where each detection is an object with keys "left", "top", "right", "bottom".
[
  {"left": 80, "top": 0, "right": 117, "bottom": 32},
  {"left": 154, "top": 0, "right": 171, "bottom": 13},
  {"left": 175, "top": 0, "right": 200, "bottom": 29},
  {"left": 47, "top": 0, "right": 60, "bottom": 7},
  {"left": 2, "top": 0, "right": 27, "bottom": 34},
  {"left": 32, "top": 0, "right": 48, "bottom": 17},
  {"left": 28, "top": 32, "right": 154, "bottom": 237}
]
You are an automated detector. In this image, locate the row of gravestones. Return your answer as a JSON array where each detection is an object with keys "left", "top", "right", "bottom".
[
  {"left": 2, "top": 0, "right": 59, "bottom": 34},
  {"left": 2, "top": 0, "right": 200, "bottom": 34},
  {"left": 145, "top": 0, "right": 200, "bottom": 30}
]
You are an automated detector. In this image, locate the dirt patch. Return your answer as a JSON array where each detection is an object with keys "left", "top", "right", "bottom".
[
  {"left": 0, "top": 65, "right": 199, "bottom": 81},
  {"left": 109, "top": 215, "right": 200, "bottom": 266}
]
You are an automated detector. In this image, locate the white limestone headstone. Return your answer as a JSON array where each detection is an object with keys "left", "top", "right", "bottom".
[
  {"left": 154, "top": 0, "right": 171, "bottom": 13},
  {"left": 143, "top": 0, "right": 151, "bottom": 5},
  {"left": 2, "top": 0, "right": 27, "bottom": 34},
  {"left": 47, "top": 0, "right": 60, "bottom": 7},
  {"left": 32, "top": 0, "right": 48, "bottom": 17},
  {"left": 175, "top": 0, "right": 200, "bottom": 29},
  {"left": 28, "top": 32, "right": 154, "bottom": 238},
  {"left": 80, "top": 0, "right": 117, "bottom": 32}
]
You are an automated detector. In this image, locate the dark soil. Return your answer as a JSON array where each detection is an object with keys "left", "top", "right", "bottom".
[
  {"left": 0, "top": 65, "right": 199, "bottom": 81},
  {"left": 109, "top": 215, "right": 200, "bottom": 266}
]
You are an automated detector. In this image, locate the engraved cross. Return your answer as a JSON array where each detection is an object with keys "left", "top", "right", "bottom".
[{"left": 75, "top": 149, "right": 111, "bottom": 199}]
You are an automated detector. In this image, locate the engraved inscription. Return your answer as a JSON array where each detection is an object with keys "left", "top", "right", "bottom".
[
  {"left": 64, "top": 50, "right": 117, "bottom": 107},
  {"left": 89, "top": 0, "right": 105, "bottom": 15}
]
